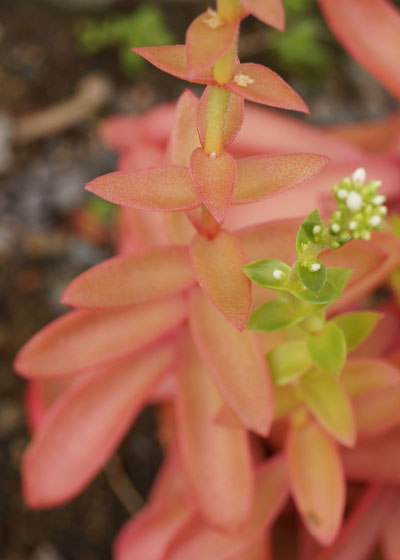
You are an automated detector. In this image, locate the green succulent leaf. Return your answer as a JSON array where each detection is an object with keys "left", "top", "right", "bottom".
[
  {"left": 242, "top": 259, "right": 291, "bottom": 291},
  {"left": 274, "top": 384, "right": 301, "bottom": 420},
  {"left": 297, "top": 260, "right": 327, "bottom": 293},
  {"left": 247, "top": 298, "right": 302, "bottom": 332},
  {"left": 327, "top": 267, "right": 353, "bottom": 293},
  {"left": 296, "top": 209, "right": 325, "bottom": 255},
  {"left": 307, "top": 322, "right": 347, "bottom": 375},
  {"left": 299, "top": 367, "right": 356, "bottom": 447},
  {"left": 268, "top": 339, "right": 312, "bottom": 385},
  {"left": 331, "top": 311, "right": 382, "bottom": 351},
  {"left": 293, "top": 267, "right": 352, "bottom": 305}
]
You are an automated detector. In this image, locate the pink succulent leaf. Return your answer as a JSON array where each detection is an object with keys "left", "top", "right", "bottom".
[
  {"left": 312, "top": 485, "right": 395, "bottom": 560},
  {"left": 227, "top": 63, "right": 309, "bottom": 113},
  {"left": 197, "top": 87, "right": 244, "bottom": 149},
  {"left": 213, "top": 403, "right": 243, "bottom": 430},
  {"left": 232, "top": 153, "right": 330, "bottom": 204},
  {"left": 22, "top": 339, "right": 178, "bottom": 508},
  {"left": 352, "top": 383, "right": 400, "bottom": 439},
  {"left": 148, "top": 448, "right": 185, "bottom": 506},
  {"left": 381, "top": 494, "right": 400, "bottom": 560},
  {"left": 318, "top": 0, "right": 400, "bottom": 101},
  {"left": 189, "top": 148, "right": 237, "bottom": 223},
  {"left": 132, "top": 45, "right": 215, "bottom": 84},
  {"left": 86, "top": 168, "right": 201, "bottom": 212},
  {"left": 114, "top": 497, "right": 194, "bottom": 560},
  {"left": 167, "top": 90, "right": 201, "bottom": 166},
  {"left": 343, "top": 427, "right": 400, "bottom": 483},
  {"left": 240, "top": 0, "right": 285, "bottom": 31},
  {"left": 341, "top": 358, "right": 400, "bottom": 397},
  {"left": 176, "top": 330, "right": 254, "bottom": 532},
  {"left": 165, "top": 455, "right": 288, "bottom": 560},
  {"left": 227, "top": 534, "right": 271, "bottom": 560},
  {"left": 14, "top": 297, "right": 186, "bottom": 378},
  {"left": 190, "top": 230, "right": 251, "bottom": 331},
  {"left": 189, "top": 286, "right": 273, "bottom": 436},
  {"left": 62, "top": 246, "right": 195, "bottom": 309},
  {"left": 286, "top": 418, "right": 345, "bottom": 546},
  {"left": 185, "top": 13, "right": 239, "bottom": 77}
]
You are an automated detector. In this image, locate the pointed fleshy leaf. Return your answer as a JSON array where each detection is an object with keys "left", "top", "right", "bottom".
[
  {"left": 353, "top": 384, "right": 400, "bottom": 439},
  {"left": 22, "top": 340, "right": 177, "bottom": 508},
  {"left": 296, "top": 210, "right": 325, "bottom": 255},
  {"left": 307, "top": 323, "right": 347, "bottom": 376},
  {"left": 331, "top": 311, "right": 381, "bottom": 351},
  {"left": 185, "top": 12, "right": 238, "bottom": 76},
  {"left": 168, "top": 90, "right": 200, "bottom": 166},
  {"left": 300, "top": 368, "right": 356, "bottom": 447},
  {"left": 197, "top": 88, "right": 244, "bottom": 149},
  {"left": 86, "top": 168, "right": 201, "bottom": 212},
  {"left": 189, "top": 286, "right": 273, "bottom": 436},
  {"left": 213, "top": 404, "right": 243, "bottom": 430},
  {"left": 241, "top": 0, "right": 285, "bottom": 31},
  {"left": 381, "top": 495, "right": 400, "bottom": 560},
  {"left": 274, "top": 385, "right": 301, "bottom": 420},
  {"left": 132, "top": 45, "right": 215, "bottom": 84},
  {"left": 242, "top": 258, "right": 291, "bottom": 291},
  {"left": 287, "top": 418, "right": 345, "bottom": 545},
  {"left": 189, "top": 149, "right": 237, "bottom": 223},
  {"left": 114, "top": 497, "right": 193, "bottom": 560},
  {"left": 247, "top": 298, "right": 302, "bottom": 332},
  {"left": 190, "top": 230, "right": 251, "bottom": 330},
  {"left": 62, "top": 246, "right": 195, "bottom": 308},
  {"left": 15, "top": 297, "right": 186, "bottom": 379},
  {"left": 341, "top": 358, "right": 400, "bottom": 397},
  {"left": 227, "top": 63, "right": 308, "bottom": 113},
  {"left": 233, "top": 154, "right": 329, "bottom": 204},
  {"left": 165, "top": 455, "right": 288, "bottom": 560},
  {"left": 313, "top": 486, "right": 394, "bottom": 560},
  {"left": 149, "top": 450, "right": 184, "bottom": 505},
  {"left": 177, "top": 332, "right": 254, "bottom": 532},
  {"left": 268, "top": 340, "right": 311, "bottom": 386},
  {"left": 318, "top": 0, "right": 400, "bottom": 101},
  {"left": 297, "top": 260, "right": 327, "bottom": 294},
  {"left": 227, "top": 535, "right": 270, "bottom": 560},
  {"left": 343, "top": 427, "right": 400, "bottom": 483}
]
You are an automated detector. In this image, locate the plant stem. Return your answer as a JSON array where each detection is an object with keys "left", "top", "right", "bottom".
[
  {"left": 217, "top": 0, "right": 240, "bottom": 23},
  {"left": 204, "top": 86, "right": 231, "bottom": 154}
]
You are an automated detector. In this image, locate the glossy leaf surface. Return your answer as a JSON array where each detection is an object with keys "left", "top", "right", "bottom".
[
  {"left": 243, "top": 258, "right": 291, "bottom": 291},
  {"left": 268, "top": 340, "right": 311, "bottom": 385},
  {"left": 247, "top": 299, "right": 302, "bottom": 332},
  {"left": 307, "top": 323, "right": 346, "bottom": 375}
]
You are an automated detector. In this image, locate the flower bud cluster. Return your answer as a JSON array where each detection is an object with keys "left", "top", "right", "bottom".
[{"left": 327, "top": 168, "right": 387, "bottom": 245}]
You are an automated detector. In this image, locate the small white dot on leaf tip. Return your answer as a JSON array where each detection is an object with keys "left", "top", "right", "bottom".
[
  {"left": 233, "top": 73, "right": 255, "bottom": 87},
  {"left": 309, "top": 263, "right": 321, "bottom": 272},
  {"left": 352, "top": 167, "right": 366, "bottom": 185},
  {"left": 346, "top": 191, "right": 363, "bottom": 212},
  {"left": 209, "top": 152, "right": 217, "bottom": 159},
  {"left": 349, "top": 220, "right": 358, "bottom": 231},
  {"left": 331, "top": 223, "right": 340, "bottom": 233},
  {"left": 312, "top": 225, "right": 322, "bottom": 235},
  {"left": 272, "top": 269, "right": 284, "bottom": 280},
  {"left": 203, "top": 8, "right": 223, "bottom": 29}
]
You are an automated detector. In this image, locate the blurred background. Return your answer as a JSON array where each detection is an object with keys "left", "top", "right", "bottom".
[{"left": 0, "top": 1, "right": 399, "bottom": 558}]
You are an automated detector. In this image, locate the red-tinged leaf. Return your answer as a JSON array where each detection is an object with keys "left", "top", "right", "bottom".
[
  {"left": 353, "top": 384, "right": 400, "bottom": 439},
  {"left": 86, "top": 168, "right": 201, "bottom": 212},
  {"left": 241, "top": 0, "right": 285, "bottom": 31},
  {"left": 114, "top": 497, "right": 194, "bottom": 560},
  {"left": 318, "top": 0, "right": 400, "bottom": 101},
  {"left": 299, "top": 369, "right": 356, "bottom": 448},
  {"left": 190, "top": 230, "right": 251, "bottom": 330},
  {"left": 98, "top": 116, "right": 141, "bottom": 152},
  {"left": 165, "top": 455, "right": 288, "bottom": 560},
  {"left": 286, "top": 418, "right": 345, "bottom": 545},
  {"left": 167, "top": 90, "right": 200, "bottom": 166},
  {"left": 189, "top": 149, "right": 237, "bottom": 223},
  {"left": 197, "top": 88, "right": 244, "bottom": 149},
  {"left": 341, "top": 358, "right": 400, "bottom": 397},
  {"left": 149, "top": 372, "right": 178, "bottom": 403},
  {"left": 232, "top": 153, "right": 329, "bottom": 204},
  {"left": 343, "top": 427, "right": 400, "bottom": 483},
  {"left": 133, "top": 45, "right": 215, "bottom": 84},
  {"left": 313, "top": 486, "right": 394, "bottom": 560},
  {"left": 177, "top": 332, "right": 254, "bottom": 532},
  {"left": 117, "top": 207, "right": 170, "bottom": 255},
  {"left": 22, "top": 341, "right": 177, "bottom": 508},
  {"left": 148, "top": 450, "right": 184, "bottom": 506},
  {"left": 189, "top": 286, "right": 273, "bottom": 436},
  {"left": 62, "top": 246, "right": 195, "bottom": 309},
  {"left": 382, "top": 495, "right": 400, "bottom": 560},
  {"left": 227, "top": 63, "right": 308, "bottom": 113},
  {"left": 213, "top": 404, "right": 243, "bottom": 430},
  {"left": 227, "top": 535, "right": 270, "bottom": 560},
  {"left": 186, "top": 13, "right": 238, "bottom": 76},
  {"left": 15, "top": 297, "right": 186, "bottom": 378}
]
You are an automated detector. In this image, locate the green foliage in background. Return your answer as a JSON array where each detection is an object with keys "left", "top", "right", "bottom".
[
  {"left": 76, "top": 4, "right": 175, "bottom": 75},
  {"left": 267, "top": 0, "right": 334, "bottom": 84}
]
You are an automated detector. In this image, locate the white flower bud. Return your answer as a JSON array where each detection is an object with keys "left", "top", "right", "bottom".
[
  {"left": 369, "top": 215, "right": 382, "bottom": 227},
  {"left": 330, "top": 223, "right": 340, "bottom": 233},
  {"left": 352, "top": 167, "right": 366, "bottom": 186},
  {"left": 337, "top": 189, "right": 348, "bottom": 200},
  {"left": 346, "top": 191, "right": 363, "bottom": 212}
]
